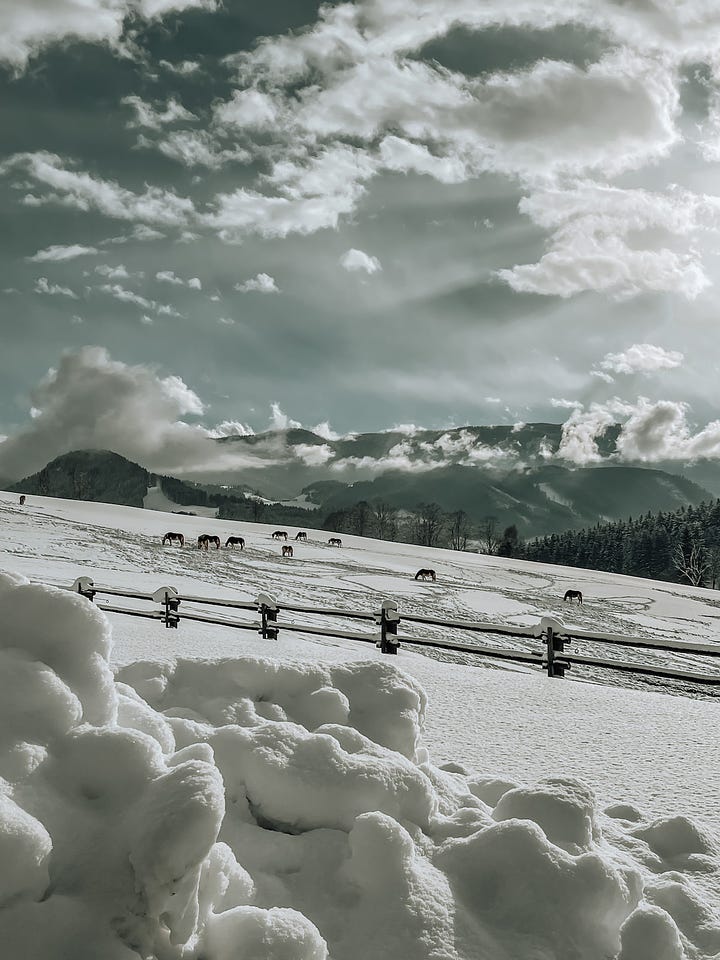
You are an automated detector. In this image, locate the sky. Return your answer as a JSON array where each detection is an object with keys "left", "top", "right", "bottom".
[{"left": 2, "top": 0, "right": 720, "bottom": 479}]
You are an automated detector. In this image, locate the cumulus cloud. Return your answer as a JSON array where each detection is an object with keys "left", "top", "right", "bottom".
[
  {"left": 156, "top": 270, "right": 202, "bottom": 289},
  {"left": 98, "top": 284, "right": 155, "bottom": 311},
  {"left": 598, "top": 344, "right": 684, "bottom": 377},
  {"left": 122, "top": 96, "right": 195, "bottom": 130},
  {"left": 497, "top": 184, "right": 716, "bottom": 300},
  {"left": 0, "top": 347, "right": 271, "bottom": 480},
  {"left": 269, "top": 403, "right": 301, "bottom": 431},
  {"left": 235, "top": 273, "right": 279, "bottom": 294},
  {"left": 136, "top": 130, "right": 251, "bottom": 170},
  {"left": 159, "top": 59, "right": 201, "bottom": 75},
  {"left": 340, "top": 248, "right": 382, "bottom": 274},
  {"left": 0, "top": 0, "right": 218, "bottom": 71},
  {"left": 95, "top": 264, "right": 134, "bottom": 280},
  {"left": 292, "top": 443, "right": 335, "bottom": 466},
  {"left": 205, "top": 420, "right": 255, "bottom": 438},
  {"left": 27, "top": 244, "right": 98, "bottom": 262},
  {"left": 34, "top": 277, "right": 78, "bottom": 299},
  {"left": 2, "top": 152, "right": 195, "bottom": 227},
  {"left": 557, "top": 401, "right": 630, "bottom": 465}
]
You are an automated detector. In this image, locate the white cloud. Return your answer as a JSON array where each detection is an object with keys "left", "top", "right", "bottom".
[
  {"left": 206, "top": 420, "right": 255, "bottom": 438},
  {"left": 95, "top": 264, "right": 133, "bottom": 280},
  {"left": 138, "top": 130, "right": 251, "bottom": 170},
  {"left": 598, "top": 343, "right": 684, "bottom": 376},
  {"left": 122, "top": 96, "right": 195, "bottom": 130},
  {"left": 292, "top": 443, "right": 335, "bottom": 466},
  {"left": 312, "top": 421, "right": 342, "bottom": 441},
  {"left": 557, "top": 400, "right": 630, "bottom": 464},
  {"left": 27, "top": 244, "right": 98, "bottom": 262},
  {"left": 0, "top": 0, "right": 218, "bottom": 71},
  {"left": 2, "top": 152, "right": 195, "bottom": 227},
  {"left": 98, "top": 284, "right": 155, "bottom": 311},
  {"left": 214, "top": 89, "right": 279, "bottom": 130},
  {"left": 551, "top": 398, "right": 583, "bottom": 409},
  {"left": 235, "top": 273, "right": 279, "bottom": 294},
  {"left": 497, "top": 183, "right": 717, "bottom": 300},
  {"left": 269, "top": 403, "right": 301, "bottom": 431},
  {"left": 34, "top": 277, "right": 78, "bottom": 299},
  {"left": 159, "top": 59, "right": 201, "bottom": 75},
  {"left": 340, "top": 248, "right": 382, "bottom": 274}
]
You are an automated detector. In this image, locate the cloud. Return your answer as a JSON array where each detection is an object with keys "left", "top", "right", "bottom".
[
  {"left": 312, "top": 421, "right": 342, "bottom": 441},
  {"left": 2, "top": 152, "right": 195, "bottom": 227},
  {"left": 213, "top": 89, "right": 279, "bottom": 130},
  {"left": 156, "top": 270, "right": 202, "bottom": 289},
  {"left": 269, "top": 403, "right": 301, "bottom": 430},
  {"left": 98, "top": 284, "right": 155, "bottom": 311},
  {"left": 557, "top": 401, "right": 630, "bottom": 464},
  {"left": 95, "top": 264, "right": 134, "bottom": 280},
  {"left": 104, "top": 225, "right": 166, "bottom": 245},
  {"left": 292, "top": 443, "right": 335, "bottom": 466},
  {"left": 122, "top": 96, "right": 196, "bottom": 130},
  {"left": 27, "top": 244, "right": 98, "bottom": 262},
  {"left": 159, "top": 59, "right": 201, "bottom": 76},
  {"left": 497, "top": 183, "right": 717, "bottom": 300},
  {"left": 235, "top": 273, "right": 279, "bottom": 294},
  {"left": 340, "top": 248, "right": 382, "bottom": 274},
  {"left": 551, "top": 398, "right": 583, "bottom": 409},
  {"left": 598, "top": 343, "right": 684, "bottom": 377},
  {"left": 0, "top": 0, "right": 218, "bottom": 71},
  {"left": 205, "top": 420, "right": 255, "bottom": 438},
  {"left": 137, "top": 130, "right": 251, "bottom": 169},
  {"left": 34, "top": 277, "right": 78, "bottom": 299}
]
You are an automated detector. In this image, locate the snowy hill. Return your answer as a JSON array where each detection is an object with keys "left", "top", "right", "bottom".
[{"left": 1, "top": 491, "right": 720, "bottom": 960}]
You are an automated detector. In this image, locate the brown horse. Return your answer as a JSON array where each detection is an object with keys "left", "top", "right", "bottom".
[
  {"left": 225, "top": 536, "right": 245, "bottom": 549},
  {"left": 162, "top": 531, "right": 185, "bottom": 546},
  {"left": 272, "top": 530, "right": 288, "bottom": 541},
  {"left": 294, "top": 531, "right": 308, "bottom": 542},
  {"left": 198, "top": 534, "right": 221, "bottom": 550},
  {"left": 19, "top": 495, "right": 26, "bottom": 506},
  {"left": 282, "top": 545, "right": 294, "bottom": 557},
  {"left": 328, "top": 537, "right": 342, "bottom": 547},
  {"left": 564, "top": 589, "right": 583, "bottom": 604},
  {"left": 415, "top": 568, "right": 437, "bottom": 582}
]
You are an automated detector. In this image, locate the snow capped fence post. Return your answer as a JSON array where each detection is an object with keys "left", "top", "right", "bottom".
[
  {"left": 72, "top": 576, "right": 97, "bottom": 602},
  {"left": 151, "top": 586, "right": 181, "bottom": 629},
  {"left": 539, "top": 615, "right": 567, "bottom": 678},
  {"left": 376, "top": 599, "right": 400, "bottom": 654},
  {"left": 258, "top": 593, "right": 279, "bottom": 640}
]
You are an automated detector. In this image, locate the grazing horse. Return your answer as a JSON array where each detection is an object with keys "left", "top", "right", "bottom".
[
  {"left": 272, "top": 530, "right": 288, "bottom": 541},
  {"left": 328, "top": 537, "right": 342, "bottom": 547},
  {"left": 225, "top": 536, "right": 245, "bottom": 549},
  {"left": 282, "top": 545, "right": 294, "bottom": 558},
  {"left": 564, "top": 589, "right": 583, "bottom": 604},
  {"left": 198, "top": 534, "right": 221, "bottom": 550},
  {"left": 294, "top": 531, "right": 308, "bottom": 542},
  {"left": 415, "top": 568, "right": 437, "bottom": 582},
  {"left": 19, "top": 495, "right": 26, "bottom": 506},
  {"left": 162, "top": 531, "right": 185, "bottom": 547}
]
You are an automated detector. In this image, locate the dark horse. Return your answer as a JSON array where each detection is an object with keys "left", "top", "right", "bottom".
[
  {"left": 198, "top": 534, "right": 221, "bottom": 550},
  {"left": 272, "top": 530, "right": 288, "bottom": 541},
  {"left": 162, "top": 531, "right": 185, "bottom": 546},
  {"left": 294, "top": 531, "right": 308, "bottom": 542},
  {"left": 328, "top": 537, "right": 342, "bottom": 547},
  {"left": 225, "top": 536, "right": 245, "bottom": 549},
  {"left": 415, "top": 568, "right": 437, "bottom": 582},
  {"left": 19, "top": 495, "right": 26, "bottom": 506},
  {"left": 282, "top": 545, "right": 294, "bottom": 557},
  {"left": 564, "top": 589, "right": 583, "bottom": 604}
]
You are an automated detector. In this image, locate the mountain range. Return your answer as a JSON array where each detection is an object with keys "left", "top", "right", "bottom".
[{"left": 5, "top": 420, "right": 719, "bottom": 539}]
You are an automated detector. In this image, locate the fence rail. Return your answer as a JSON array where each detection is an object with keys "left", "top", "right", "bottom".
[{"left": 58, "top": 576, "right": 720, "bottom": 690}]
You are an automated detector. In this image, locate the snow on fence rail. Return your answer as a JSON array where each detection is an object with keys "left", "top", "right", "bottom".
[{"left": 62, "top": 576, "right": 720, "bottom": 688}]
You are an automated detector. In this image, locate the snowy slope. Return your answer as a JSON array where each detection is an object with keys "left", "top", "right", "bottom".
[{"left": 1, "top": 491, "right": 720, "bottom": 959}]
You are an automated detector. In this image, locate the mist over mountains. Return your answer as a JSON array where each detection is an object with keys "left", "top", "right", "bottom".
[{"left": 6, "top": 419, "right": 719, "bottom": 539}]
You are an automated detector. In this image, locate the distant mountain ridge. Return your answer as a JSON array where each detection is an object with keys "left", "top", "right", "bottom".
[{"left": 5, "top": 446, "right": 714, "bottom": 540}]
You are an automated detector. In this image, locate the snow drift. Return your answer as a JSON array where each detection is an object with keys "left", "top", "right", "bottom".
[{"left": 0, "top": 571, "right": 718, "bottom": 959}]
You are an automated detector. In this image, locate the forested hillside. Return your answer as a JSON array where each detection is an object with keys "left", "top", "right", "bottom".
[{"left": 525, "top": 500, "right": 720, "bottom": 588}]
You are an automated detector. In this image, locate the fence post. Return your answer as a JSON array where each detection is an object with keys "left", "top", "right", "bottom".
[
  {"left": 538, "top": 615, "right": 567, "bottom": 678},
  {"left": 72, "top": 577, "right": 96, "bottom": 602},
  {"left": 376, "top": 599, "right": 400, "bottom": 654},
  {"left": 258, "top": 593, "right": 279, "bottom": 640},
  {"left": 151, "top": 586, "right": 181, "bottom": 629}
]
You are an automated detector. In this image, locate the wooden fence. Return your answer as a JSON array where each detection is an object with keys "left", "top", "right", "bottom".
[{"left": 65, "top": 576, "right": 720, "bottom": 688}]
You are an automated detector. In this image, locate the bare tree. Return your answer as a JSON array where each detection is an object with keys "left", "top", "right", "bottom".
[
  {"left": 372, "top": 500, "right": 398, "bottom": 541},
  {"left": 480, "top": 515, "right": 501, "bottom": 555},
  {"left": 671, "top": 541, "right": 710, "bottom": 587},
  {"left": 352, "top": 500, "right": 372, "bottom": 537},
  {"left": 249, "top": 497, "right": 266, "bottom": 522},
  {"left": 448, "top": 509, "right": 471, "bottom": 551},
  {"left": 414, "top": 502, "right": 445, "bottom": 548}
]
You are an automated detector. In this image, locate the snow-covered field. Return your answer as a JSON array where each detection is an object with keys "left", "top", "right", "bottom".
[{"left": 1, "top": 491, "right": 720, "bottom": 959}]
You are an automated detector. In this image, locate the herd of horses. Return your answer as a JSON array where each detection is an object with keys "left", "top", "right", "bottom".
[
  {"left": 162, "top": 529, "right": 583, "bottom": 598},
  {"left": 161, "top": 530, "right": 342, "bottom": 554}
]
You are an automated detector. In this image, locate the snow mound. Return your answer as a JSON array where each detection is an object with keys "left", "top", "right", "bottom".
[{"left": 1, "top": 570, "right": 719, "bottom": 959}]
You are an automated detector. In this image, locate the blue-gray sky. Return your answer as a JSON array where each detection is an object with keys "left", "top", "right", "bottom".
[{"left": 2, "top": 0, "right": 720, "bottom": 480}]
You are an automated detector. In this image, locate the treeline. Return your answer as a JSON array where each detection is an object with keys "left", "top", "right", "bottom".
[{"left": 524, "top": 500, "right": 720, "bottom": 588}]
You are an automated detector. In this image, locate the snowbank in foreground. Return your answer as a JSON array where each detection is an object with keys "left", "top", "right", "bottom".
[{"left": 1, "top": 572, "right": 719, "bottom": 960}]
